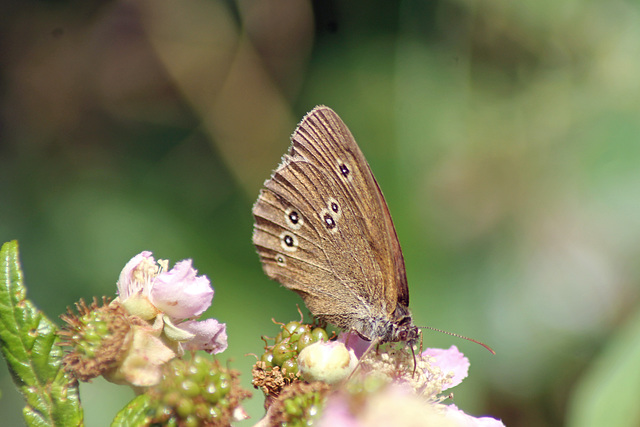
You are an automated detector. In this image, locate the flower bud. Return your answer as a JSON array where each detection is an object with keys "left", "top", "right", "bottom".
[{"left": 298, "top": 341, "right": 357, "bottom": 385}]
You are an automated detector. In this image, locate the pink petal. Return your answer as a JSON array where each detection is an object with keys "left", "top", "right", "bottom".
[
  {"left": 337, "top": 331, "right": 371, "bottom": 359},
  {"left": 150, "top": 259, "right": 213, "bottom": 319},
  {"left": 180, "top": 319, "right": 228, "bottom": 354},
  {"left": 422, "top": 345, "right": 469, "bottom": 390},
  {"left": 318, "top": 396, "right": 362, "bottom": 427},
  {"left": 444, "top": 404, "right": 506, "bottom": 427},
  {"left": 117, "top": 251, "right": 154, "bottom": 299}
]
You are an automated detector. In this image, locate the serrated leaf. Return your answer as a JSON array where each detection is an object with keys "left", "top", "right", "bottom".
[
  {"left": 111, "top": 394, "right": 152, "bottom": 427},
  {"left": 0, "top": 240, "right": 84, "bottom": 426}
]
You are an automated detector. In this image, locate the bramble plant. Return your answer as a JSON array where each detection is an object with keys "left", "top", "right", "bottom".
[
  {"left": 0, "top": 240, "right": 505, "bottom": 426},
  {"left": 0, "top": 241, "right": 246, "bottom": 427}
]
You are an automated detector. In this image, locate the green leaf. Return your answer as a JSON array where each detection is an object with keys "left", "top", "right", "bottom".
[
  {"left": 0, "top": 241, "right": 84, "bottom": 427},
  {"left": 111, "top": 394, "right": 152, "bottom": 427},
  {"left": 566, "top": 305, "right": 640, "bottom": 427}
]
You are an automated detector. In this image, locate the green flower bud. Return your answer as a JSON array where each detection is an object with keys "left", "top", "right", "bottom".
[
  {"left": 283, "top": 321, "right": 301, "bottom": 338},
  {"left": 297, "top": 331, "right": 314, "bottom": 352},
  {"left": 282, "top": 358, "right": 299, "bottom": 374},
  {"left": 311, "top": 327, "right": 329, "bottom": 342},
  {"left": 272, "top": 342, "right": 295, "bottom": 366}
]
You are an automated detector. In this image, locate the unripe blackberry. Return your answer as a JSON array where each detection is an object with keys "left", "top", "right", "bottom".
[
  {"left": 146, "top": 355, "right": 250, "bottom": 426},
  {"left": 296, "top": 331, "right": 314, "bottom": 352},
  {"left": 253, "top": 318, "right": 330, "bottom": 399},
  {"left": 268, "top": 381, "right": 330, "bottom": 426},
  {"left": 282, "top": 358, "right": 298, "bottom": 374},
  {"left": 311, "top": 327, "right": 329, "bottom": 342},
  {"left": 58, "top": 298, "right": 137, "bottom": 382},
  {"left": 282, "top": 321, "right": 301, "bottom": 337},
  {"left": 258, "top": 321, "right": 329, "bottom": 373}
]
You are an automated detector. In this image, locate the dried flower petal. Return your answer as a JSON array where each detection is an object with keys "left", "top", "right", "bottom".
[{"left": 104, "top": 323, "right": 177, "bottom": 387}]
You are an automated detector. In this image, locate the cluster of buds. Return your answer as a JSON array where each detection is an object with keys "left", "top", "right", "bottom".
[
  {"left": 252, "top": 319, "right": 330, "bottom": 400},
  {"left": 145, "top": 355, "right": 251, "bottom": 426}
]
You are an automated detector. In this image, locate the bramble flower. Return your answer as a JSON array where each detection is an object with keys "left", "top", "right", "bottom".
[
  {"left": 60, "top": 252, "right": 228, "bottom": 388},
  {"left": 315, "top": 340, "right": 505, "bottom": 427},
  {"left": 114, "top": 251, "right": 227, "bottom": 356},
  {"left": 423, "top": 345, "right": 470, "bottom": 390},
  {"left": 255, "top": 328, "right": 505, "bottom": 426},
  {"left": 443, "top": 404, "right": 506, "bottom": 426},
  {"left": 319, "top": 384, "right": 456, "bottom": 427}
]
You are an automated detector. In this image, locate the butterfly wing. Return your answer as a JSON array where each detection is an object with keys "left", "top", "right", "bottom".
[{"left": 252, "top": 106, "right": 409, "bottom": 331}]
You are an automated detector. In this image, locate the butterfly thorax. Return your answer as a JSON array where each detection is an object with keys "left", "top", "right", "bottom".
[{"left": 351, "top": 305, "right": 420, "bottom": 345}]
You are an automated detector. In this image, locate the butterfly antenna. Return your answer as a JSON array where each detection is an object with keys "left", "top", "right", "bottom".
[{"left": 419, "top": 326, "right": 496, "bottom": 355}]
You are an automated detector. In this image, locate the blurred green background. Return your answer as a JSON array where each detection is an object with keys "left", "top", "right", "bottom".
[{"left": 2, "top": 0, "right": 640, "bottom": 426}]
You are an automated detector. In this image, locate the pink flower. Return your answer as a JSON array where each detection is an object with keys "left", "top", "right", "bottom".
[
  {"left": 443, "top": 404, "right": 506, "bottom": 427},
  {"left": 116, "top": 251, "right": 227, "bottom": 355},
  {"left": 117, "top": 251, "right": 157, "bottom": 301},
  {"left": 180, "top": 318, "right": 228, "bottom": 354},
  {"left": 318, "top": 397, "right": 363, "bottom": 427},
  {"left": 310, "top": 342, "right": 505, "bottom": 427},
  {"left": 318, "top": 383, "right": 490, "bottom": 427},
  {"left": 337, "top": 331, "right": 371, "bottom": 359},
  {"left": 150, "top": 259, "right": 213, "bottom": 319},
  {"left": 423, "top": 345, "right": 470, "bottom": 390}
]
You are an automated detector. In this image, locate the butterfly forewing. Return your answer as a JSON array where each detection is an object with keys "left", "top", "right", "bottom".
[
  {"left": 294, "top": 106, "right": 409, "bottom": 310},
  {"left": 252, "top": 105, "right": 409, "bottom": 333}
]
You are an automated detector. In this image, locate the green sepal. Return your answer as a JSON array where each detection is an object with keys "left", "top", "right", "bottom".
[
  {"left": 0, "top": 240, "right": 83, "bottom": 426},
  {"left": 111, "top": 394, "right": 152, "bottom": 427}
]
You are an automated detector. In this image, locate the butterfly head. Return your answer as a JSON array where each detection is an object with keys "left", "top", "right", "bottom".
[{"left": 388, "top": 316, "right": 420, "bottom": 347}]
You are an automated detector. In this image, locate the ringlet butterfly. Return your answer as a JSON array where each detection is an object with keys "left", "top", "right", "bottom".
[{"left": 252, "top": 105, "right": 419, "bottom": 348}]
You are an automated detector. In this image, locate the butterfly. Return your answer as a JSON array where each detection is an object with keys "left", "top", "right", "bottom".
[{"left": 252, "top": 106, "right": 419, "bottom": 347}]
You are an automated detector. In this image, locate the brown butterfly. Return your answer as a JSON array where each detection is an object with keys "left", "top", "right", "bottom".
[{"left": 252, "top": 105, "right": 419, "bottom": 347}]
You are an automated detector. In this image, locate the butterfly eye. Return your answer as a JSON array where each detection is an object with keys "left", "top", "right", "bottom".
[
  {"left": 279, "top": 232, "right": 298, "bottom": 251},
  {"left": 320, "top": 200, "right": 340, "bottom": 232},
  {"left": 338, "top": 162, "right": 353, "bottom": 182},
  {"left": 327, "top": 198, "right": 342, "bottom": 219},
  {"left": 285, "top": 208, "right": 303, "bottom": 230},
  {"left": 323, "top": 213, "right": 336, "bottom": 229}
]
